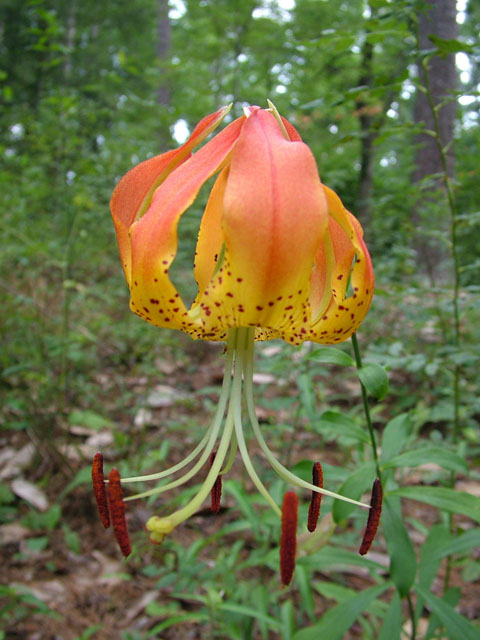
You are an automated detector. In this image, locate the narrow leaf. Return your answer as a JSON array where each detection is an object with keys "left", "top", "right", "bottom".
[
  {"left": 382, "top": 497, "right": 416, "bottom": 596},
  {"left": 389, "top": 486, "right": 480, "bottom": 523},
  {"left": 319, "top": 410, "right": 371, "bottom": 444},
  {"left": 380, "top": 413, "right": 411, "bottom": 462},
  {"left": 416, "top": 586, "right": 480, "bottom": 640},
  {"left": 378, "top": 591, "right": 402, "bottom": 640},
  {"left": 383, "top": 447, "right": 468, "bottom": 474},
  {"left": 293, "top": 583, "right": 389, "bottom": 640},
  {"left": 332, "top": 463, "right": 376, "bottom": 523}
]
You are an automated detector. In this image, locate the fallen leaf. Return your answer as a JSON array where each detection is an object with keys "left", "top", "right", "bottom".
[{"left": 11, "top": 478, "right": 49, "bottom": 511}]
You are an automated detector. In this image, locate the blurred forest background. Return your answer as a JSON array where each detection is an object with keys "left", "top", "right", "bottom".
[{"left": 1, "top": 0, "right": 479, "bottom": 638}]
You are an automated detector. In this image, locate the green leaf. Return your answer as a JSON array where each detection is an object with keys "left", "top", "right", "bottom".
[
  {"left": 295, "top": 564, "right": 316, "bottom": 621},
  {"left": 293, "top": 583, "right": 390, "bottom": 640},
  {"left": 308, "top": 347, "right": 355, "bottom": 367},
  {"left": 437, "top": 529, "right": 480, "bottom": 558},
  {"left": 416, "top": 586, "right": 480, "bottom": 640},
  {"left": 378, "top": 591, "right": 402, "bottom": 640},
  {"left": 382, "top": 497, "right": 417, "bottom": 596},
  {"left": 225, "top": 480, "right": 260, "bottom": 535},
  {"left": 319, "top": 410, "right": 371, "bottom": 444},
  {"left": 297, "top": 373, "right": 316, "bottom": 422},
  {"left": 380, "top": 413, "right": 411, "bottom": 462},
  {"left": 68, "top": 409, "right": 114, "bottom": 431},
  {"left": 383, "top": 447, "right": 468, "bottom": 474},
  {"left": 59, "top": 466, "right": 92, "bottom": 499},
  {"left": 280, "top": 599, "right": 295, "bottom": 640},
  {"left": 219, "top": 602, "right": 282, "bottom": 629},
  {"left": 389, "top": 486, "right": 480, "bottom": 523},
  {"left": 429, "top": 35, "right": 474, "bottom": 57},
  {"left": 357, "top": 363, "right": 389, "bottom": 400},
  {"left": 418, "top": 525, "right": 451, "bottom": 592},
  {"left": 332, "top": 463, "right": 376, "bottom": 523}
]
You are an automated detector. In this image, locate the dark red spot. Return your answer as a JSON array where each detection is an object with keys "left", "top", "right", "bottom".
[
  {"left": 237, "top": 277, "right": 243, "bottom": 282},
  {"left": 337, "top": 274, "right": 344, "bottom": 280},
  {"left": 256, "top": 305, "right": 263, "bottom": 311},
  {"left": 226, "top": 292, "right": 234, "bottom": 298},
  {"left": 285, "top": 305, "right": 293, "bottom": 310}
]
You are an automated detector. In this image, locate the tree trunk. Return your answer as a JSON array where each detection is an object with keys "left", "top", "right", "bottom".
[
  {"left": 157, "top": 0, "right": 171, "bottom": 107},
  {"left": 157, "top": 0, "right": 171, "bottom": 148},
  {"left": 413, "top": 0, "right": 457, "bottom": 281}
]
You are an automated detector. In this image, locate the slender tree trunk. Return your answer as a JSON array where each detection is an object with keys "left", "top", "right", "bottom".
[
  {"left": 157, "top": 0, "right": 171, "bottom": 106},
  {"left": 157, "top": 0, "right": 171, "bottom": 148},
  {"left": 355, "top": 33, "right": 376, "bottom": 228},
  {"left": 413, "top": 0, "right": 457, "bottom": 281}
]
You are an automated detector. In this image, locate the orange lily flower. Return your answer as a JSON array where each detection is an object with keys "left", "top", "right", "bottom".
[
  {"left": 110, "top": 103, "right": 373, "bottom": 345},
  {"left": 94, "top": 103, "right": 378, "bottom": 585}
]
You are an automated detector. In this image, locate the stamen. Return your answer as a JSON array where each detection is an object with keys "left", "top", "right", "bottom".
[
  {"left": 359, "top": 478, "right": 383, "bottom": 556},
  {"left": 307, "top": 462, "right": 323, "bottom": 532},
  {"left": 92, "top": 453, "right": 110, "bottom": 529},
  {"left": 209, "top": 451, "right": 222, "bottom": 514},
  {"left": 108, "top": 468, "right": 132, "bottom": 557},
  {"left": 280, "top": 491, "right": 298, "bottom": 586}
]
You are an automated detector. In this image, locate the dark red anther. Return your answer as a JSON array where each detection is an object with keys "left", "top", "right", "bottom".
[
  {"left": 280, "top": 491, "right": 298, "bottom": 586},
  {"left": 92, "top": 453, "right": 110, "bottom": 529},
  {"left": 307, "top": 461, "right": 323, "bottom": 532},
  {"left": 108, "top": 468, "right": 132, "bottom": 557},
  {"left": 209, "top": 451, "right": 222, "bottom": 514},
  {"left": 359, "top": 478, "right": 383, "bottom": 555}
]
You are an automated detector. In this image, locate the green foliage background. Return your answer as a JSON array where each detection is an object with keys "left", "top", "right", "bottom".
[{"left": 1, "top": 0, "right": 479, "bottom": 638}]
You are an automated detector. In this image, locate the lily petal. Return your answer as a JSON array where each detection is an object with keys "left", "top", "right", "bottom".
[
  {"left": 111, "top": 106, "right": 232, "bottom": 285},
  {"left": 309, "top": 186, "right": 374, "bottom": 344},
  {"left": 129, "top": 117, "right": 245, "bottom": 335},
  {"left": 193, "top": 108, "right": 328, "bottom": 344}
]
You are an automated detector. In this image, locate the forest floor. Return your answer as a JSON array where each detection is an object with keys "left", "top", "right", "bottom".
[{"left": 2, "top": 344, "right": 479, "bottom": 640}]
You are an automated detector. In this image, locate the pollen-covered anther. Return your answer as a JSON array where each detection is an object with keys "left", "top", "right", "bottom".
[
  {"left": 359, "top": 478, "right": 383, "bottom": 555},
  {"left": 307, "top": 461, "right": 323, "bottom": 532},
  {"left": 108, "top": 468, "right": 132, "bottom": 557},
  {"left": 91, "top": 452, "right": 110, "bottom": 529},
  {"left": 209, "top": 451, "right": 222, "bottom": 514},
  {"left": 280, "top": 491, "right": 298, "bottom": 586}
]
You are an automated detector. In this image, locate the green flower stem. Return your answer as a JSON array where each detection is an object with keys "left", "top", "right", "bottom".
[{"left": 351, "top": 333, "right": 381, "bottom": 481}]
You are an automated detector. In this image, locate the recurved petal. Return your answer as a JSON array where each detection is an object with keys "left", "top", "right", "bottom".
[
  {"left": 128, "top": 116, "right": 245, "bottom": 336},
  {"left": 192, "top": 108, "right": 328, "bottom": 344},
  {"left": 110, "top": 106, "right": 232, "bottom": 285},
  {"left": 193, "top": 167, "right": 230, "bottom": 297},
  {"left": 309, "top": 186, "right": 374, "bottom": 344}
]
